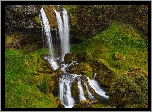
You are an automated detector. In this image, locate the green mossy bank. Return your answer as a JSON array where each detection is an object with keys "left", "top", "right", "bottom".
[
  {"left": 5, "top": 49, "right": 58, "bottom": 108},
  {"left": 71, "top": 21, "right": 148, "bottom": 75}
]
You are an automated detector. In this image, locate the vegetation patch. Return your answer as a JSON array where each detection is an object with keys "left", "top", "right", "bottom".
[
  {"left": 107, "top": 68, "right": 148, "bottom": 108},
  {"left": 71, "top": 21, "right": 148, "bottom": 75},
  {"left": 5, "top": 48, "right": 58, "bottom": 108}
]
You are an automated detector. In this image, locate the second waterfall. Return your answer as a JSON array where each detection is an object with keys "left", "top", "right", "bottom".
[{"left": 54, "top": 8, "right": 70, "bottom": 62}]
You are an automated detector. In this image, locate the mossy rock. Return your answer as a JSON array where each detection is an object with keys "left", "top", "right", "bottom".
[
  {"left": 107, "top": 68, "right": 148, "bottom": 108},
  {"left": 93, "top": 59, "right": 117, "bottom": 88},
  {"left": 64, "top": 53, "right": 77, "bottom": 64},
  {"left": 125, "top": 103, "right": 148, "bottom": 108},
  {"left": 71, "top": 78, "right": 79, "bottom": 103},
  {"left": 5, "top": 34, "right": 21, "bottom": 49},
  {"left": 66, "top": 62, "right": 93, "bottom": 79},
  {"left": 39, "top": 75, "right": 55, "bottom": 94},
  {"left": 114, "top": 52, "right": 125, "bottom": 60},
  {"left": 72, "top": 100, "right": 93, "bottom": 108}
]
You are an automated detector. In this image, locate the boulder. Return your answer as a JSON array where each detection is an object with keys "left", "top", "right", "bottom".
[
  {"left": 64, "top": 53, "right": 77, "bottom": 64},
  {"left": 71, "top": 78, "right": 79, "bottom": 104}
]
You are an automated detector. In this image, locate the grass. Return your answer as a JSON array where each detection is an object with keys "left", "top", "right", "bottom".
[
  {"left": 5, "top": 48, "right": 58, "bottom": 108},
  {"left": 70, "top": 21, "right": 148, "bottom": 75}
]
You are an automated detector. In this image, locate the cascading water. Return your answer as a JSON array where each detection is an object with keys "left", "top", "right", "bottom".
[
  {"left": 77, "top": 76, "right": 86, "bottom": 101},
  {"left": 84, "top": 82, "right": 95, "bottom": 101},
  {"left": 54, "top": 8, "right": 70, "bottom": 61},
  {"left": 39, "top": 7, "right": 59, "bottom": 70},
  {"left": 39, "top": 6, "right": 109, "bottom": 108},
  {"left": 86, "top": 76, "right": 109, "bottom": 99},
  {"left": 39, "top": 7, "right": 54, "bottom": 57},
  {"left": 59, "top": 74, "right": 75, "bottom": 108}
]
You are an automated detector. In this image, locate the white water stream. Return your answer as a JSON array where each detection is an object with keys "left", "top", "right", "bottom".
[
  {"left": 39, "top": 7, "right": 59, "bottom": 70},
  {"left": 54, "top": 8, "right": 70, "bottom": 61}
]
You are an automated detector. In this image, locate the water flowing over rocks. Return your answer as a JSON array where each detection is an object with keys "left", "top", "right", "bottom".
[{"left": 39, "top": 6, "right": 109, "bottom": 108}]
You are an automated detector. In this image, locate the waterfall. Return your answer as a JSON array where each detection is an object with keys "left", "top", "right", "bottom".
[
  {"left": 62, "top": 8, "right": 70, "bottom": 60},
  {"left": 39, "top": 7, "right": 59, "bottom": 70},
  {"left": 54, "top": 8, "right": 70, "bottom": 61},
  {"left": 84, "top": 82, "right": 95, "bottom": 101},
  {"left": 39, "top": 6, "right": 109, "bottom": 108},
  {"left": 59, "top": 74, "right": 76, "bottom": 108},
  {"left": 40, "top": 7, "right": 54, "bottom": 57},
  {"left": 77, "top": 77, "right": 86, "bottom": 101},
  {"left": 86, "top": 76, "right": 109, "bottom": 99}
]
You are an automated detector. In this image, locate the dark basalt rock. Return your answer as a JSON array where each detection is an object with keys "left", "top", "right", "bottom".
[
  {"left": 5, "top": 5, "right": 43, "bottom": 51},
  {"left": 68, "top": 5, "right": 148, "bottom": 44},
  {"left": 5, "top": 5, "right": 42, "bottom": 31}
]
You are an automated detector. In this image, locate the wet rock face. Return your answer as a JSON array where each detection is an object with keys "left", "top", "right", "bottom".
[
  {"left": 5, "top": 5, "right": 42, "bottom": 31},
  {"left": 5, "top": 5, "right": 43, "bottom": 51}
]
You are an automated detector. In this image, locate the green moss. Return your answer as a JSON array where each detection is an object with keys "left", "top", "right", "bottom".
[
  {"left": 5, "top": 82, "right": 57, "bottom": 108},
  {"left": 114, "top": 52, "right": 125, "bottom": 60},
  {"left": 71, "top": 21, "right": 148, "bottom": 75},
  {"left": 92, "top": 103, "right": 105, "bottom": 108},
  {"left": 33, "top": 16, "right": 40, "bottom": 24},
  {"left": 5, "top": 48, "right": 57, "bottom": 108},
  {"left": 71, "top": 79, "right": 79, "bottom": 103}
]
